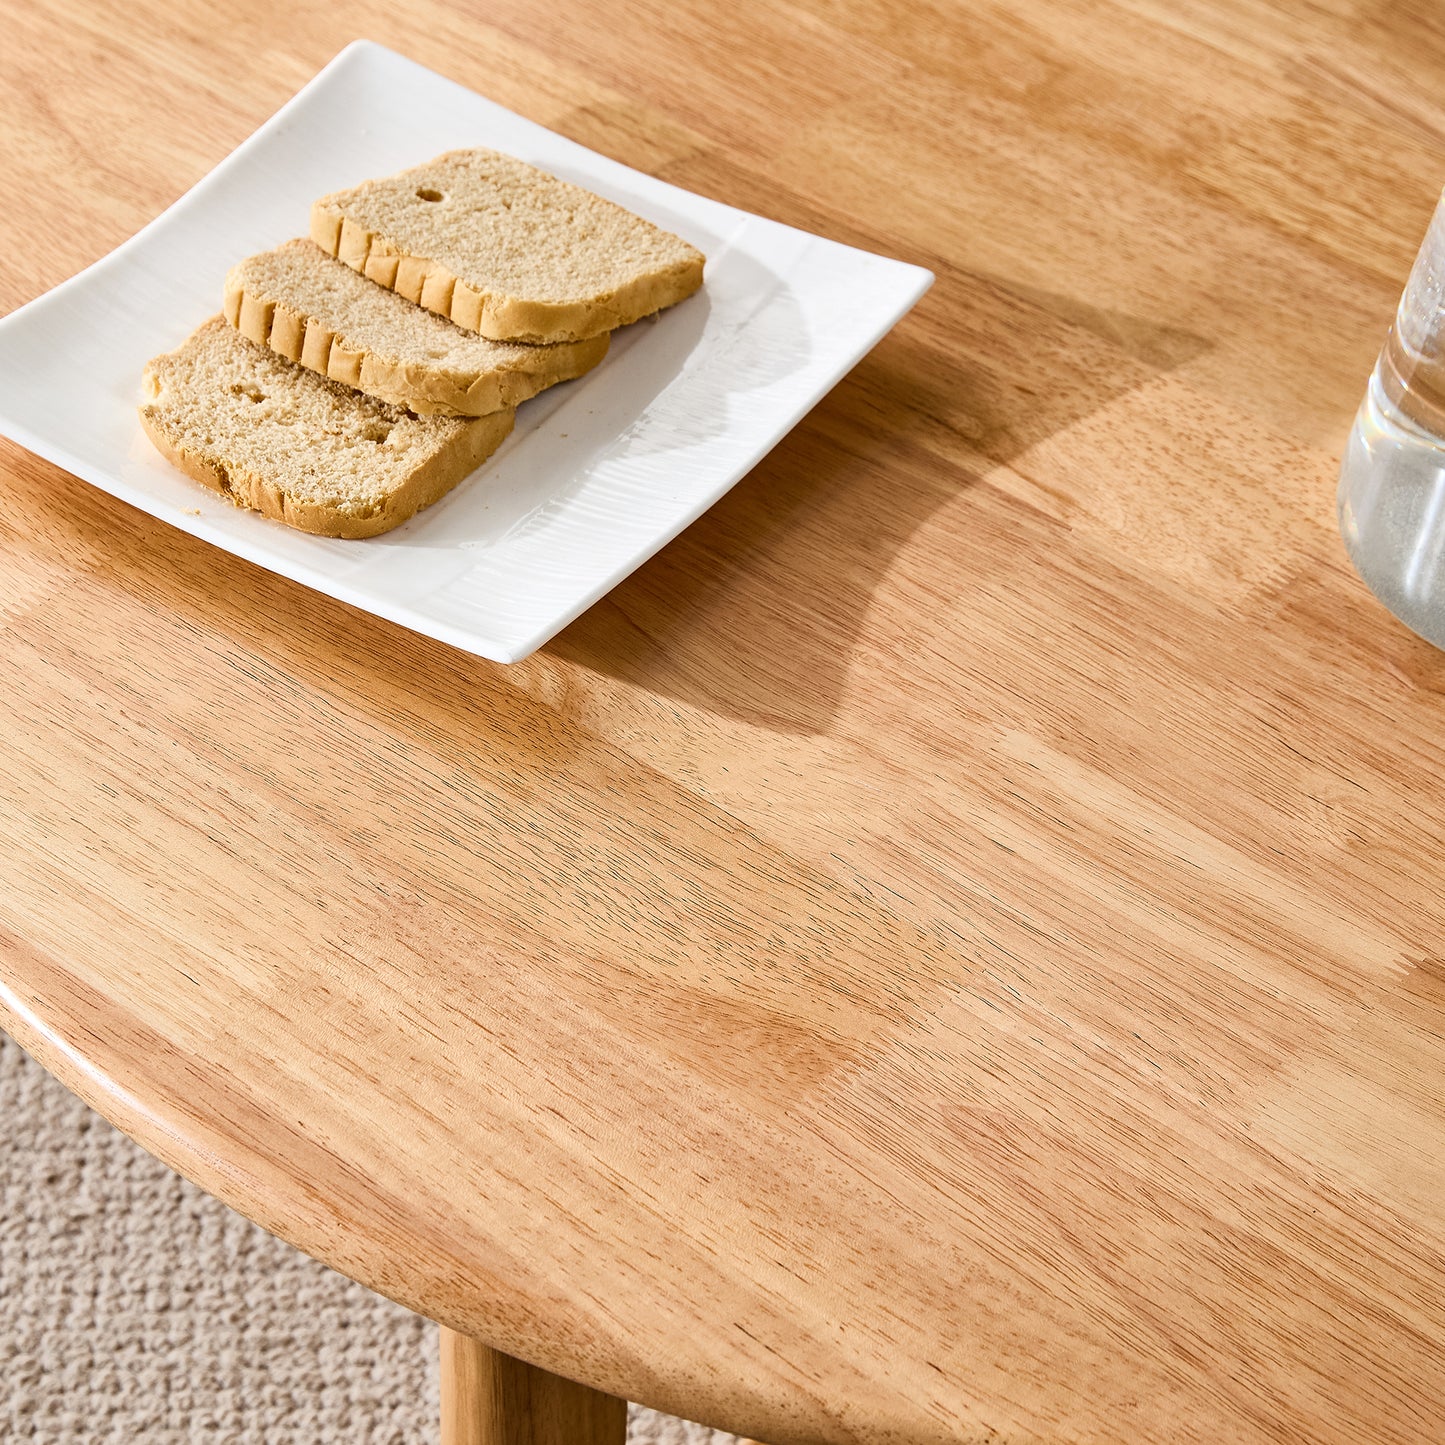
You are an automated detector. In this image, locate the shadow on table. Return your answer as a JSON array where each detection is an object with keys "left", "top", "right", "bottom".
[
  {"left": 546, "top": 265, "right": 1211, "bottom": 735},
  {"left": 0, "top": 264, "right": 1209, "bottom": 748}
]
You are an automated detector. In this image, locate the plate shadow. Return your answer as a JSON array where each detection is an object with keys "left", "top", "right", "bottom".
[{"left": 544, "top": 265, "right": 1211, "bottom": 734}]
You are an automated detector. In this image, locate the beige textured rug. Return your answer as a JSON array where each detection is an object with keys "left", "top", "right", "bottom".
[{"left": 0, "top": 1033, "right": 742, "bottom": 1445}]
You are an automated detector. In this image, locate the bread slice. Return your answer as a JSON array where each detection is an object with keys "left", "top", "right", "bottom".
[
  {"left": 139, "top": 318, "right": 513, "bottom": 539},
  {"left": 311, "top": 149, "right": 705, "bottom": 344},
  {"left": 224, "top": 240, "right": 609, "bottom": 416}
]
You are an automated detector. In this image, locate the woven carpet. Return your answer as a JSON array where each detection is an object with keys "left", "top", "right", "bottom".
[{"left": 0, "top": 1032, "right": 742, "bottom": 1445}]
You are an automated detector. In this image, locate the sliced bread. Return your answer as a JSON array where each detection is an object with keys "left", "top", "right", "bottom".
[
  {"left": 139, "top": 318, "right": 513, "bottom": 539},
  {"left": 311, "top": 148, "right": 705, "bottom": 344},
  {"left": 224, "top": 240, "right": 609, "bottom": 416}
]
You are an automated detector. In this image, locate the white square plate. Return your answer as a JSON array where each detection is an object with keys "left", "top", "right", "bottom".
[{"left": 0, "top": 41, "right": 932, "bottom": 663}]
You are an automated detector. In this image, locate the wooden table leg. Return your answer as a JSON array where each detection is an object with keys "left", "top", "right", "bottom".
[{"left": 440, "top": 1326, "right": 629, "bottom": 1445}]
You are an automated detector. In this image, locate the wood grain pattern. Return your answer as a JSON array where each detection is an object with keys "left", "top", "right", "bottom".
[
  {"left": 440, "top": 1328, "right": 627, "bottom": 1445},
  {"left": 3, "top": 1, "right": 1445, "bottom": 1442}
]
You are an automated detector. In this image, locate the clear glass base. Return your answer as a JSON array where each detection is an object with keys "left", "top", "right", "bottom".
[{"left": 1339, "top": 365, "right": 1445, "bottom": 649}]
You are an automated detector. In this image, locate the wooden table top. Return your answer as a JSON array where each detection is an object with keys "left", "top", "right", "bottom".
[{"left": 5, "top": 1, "right": 1445, "bottom": 1441}]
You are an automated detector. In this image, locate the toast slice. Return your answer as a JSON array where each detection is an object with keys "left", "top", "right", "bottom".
[
  {"left": 311, "top": 149, "right": 705, "bottom": 344},
  {"left": 225, "top": 240, "right": 609, "bottom": 416},
  {"left": 139, "top": 318, "right": 513, "bottom": 539}
]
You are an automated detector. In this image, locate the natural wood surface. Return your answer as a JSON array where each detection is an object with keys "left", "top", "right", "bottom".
[
  {"left": 440, "top": 1328, "right": 627, "bottom": 1445},
  {"left": 3, "top": 1, "right": 1445, "bottom": 1442}
]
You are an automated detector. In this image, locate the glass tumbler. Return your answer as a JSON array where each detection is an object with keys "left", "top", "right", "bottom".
[{"left": 1339, "top": 192, "right": 1445, "bottom": 648}]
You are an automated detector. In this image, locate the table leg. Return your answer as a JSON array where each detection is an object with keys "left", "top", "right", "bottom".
[{"left": 439, "top": 1326, "right": 628, "bottom": 1445}]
